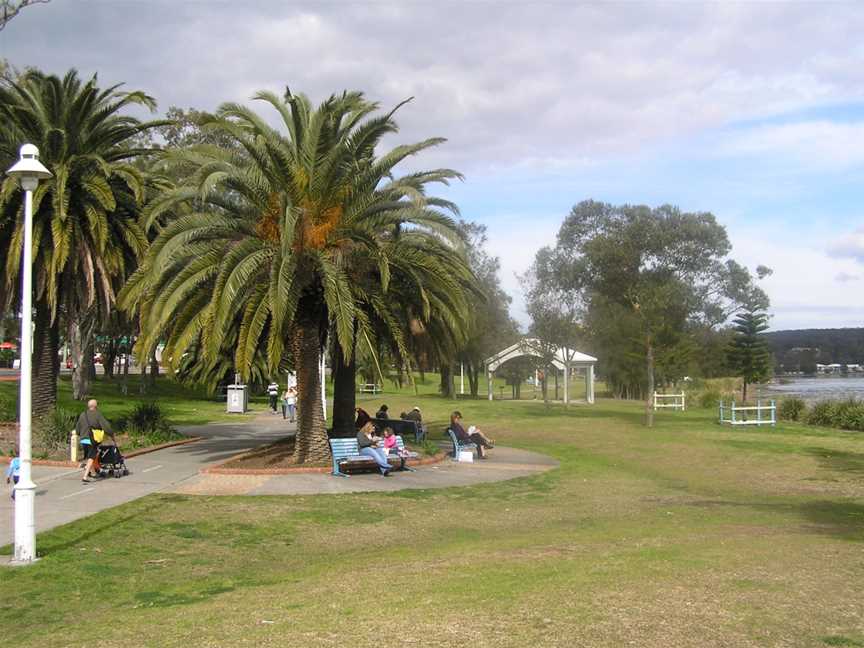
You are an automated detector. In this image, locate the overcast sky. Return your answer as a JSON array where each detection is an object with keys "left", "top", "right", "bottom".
[{"left": 3, "top": 1, "right": 864, "bottom": 331}]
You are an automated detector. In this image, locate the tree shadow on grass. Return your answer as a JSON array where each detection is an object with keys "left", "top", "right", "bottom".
[{"left": 803, "top": 447, "right": 864, "bottom": 478}]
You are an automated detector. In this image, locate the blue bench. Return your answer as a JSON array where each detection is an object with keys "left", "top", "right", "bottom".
[
  {"left": 446, "top": 427, "right": 477, "bottom": 459},
  {"left": 329, "top": 435, "right": 419, "bottom": 477}
]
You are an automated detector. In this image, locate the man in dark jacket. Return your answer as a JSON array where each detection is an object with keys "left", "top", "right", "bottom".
[{"left": 77, "top": 399, "right": 115, "bottom": 483}]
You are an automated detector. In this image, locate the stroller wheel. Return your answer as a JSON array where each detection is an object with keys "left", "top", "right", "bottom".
[
  {"left": 114, "top": 469, "right": 122, "bottom": 478},
  {"left": 122, "top": 467, "right": 129, "bottom": 476}
]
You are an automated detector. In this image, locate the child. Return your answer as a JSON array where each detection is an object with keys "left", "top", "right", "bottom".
[
  {"left": 5, "top": 448, "right": 20, "bottom": 501},
  {"left": 382, "top": 427, "right": 407, "bottom": 470}
]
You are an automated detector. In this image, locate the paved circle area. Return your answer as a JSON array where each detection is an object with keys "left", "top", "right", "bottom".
[{"left": 170, "top": 446, "right": 559, "bottom": 496}]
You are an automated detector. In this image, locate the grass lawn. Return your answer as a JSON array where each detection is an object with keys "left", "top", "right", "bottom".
[
  {"left": 2, "top": 393, "right": 864, "bottom": 646},
  {"left": 0, "top": 374, "right": 270, "bottom": 429}
]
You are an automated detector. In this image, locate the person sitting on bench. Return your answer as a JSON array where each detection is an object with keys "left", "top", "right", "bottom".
[
  {"left": 382, "top": 427, "right": 407, "bottom": 470},
  {"left": 357, "top": 421, "right": 391, "bottom": 477},
  {"left": 355, "top": 407, "right": 372, "bottom": 429},
  {"left": 375, "top": 404, "right": 389, "bottom": 419},
  {"left": 450, "top": 411, "right": 495, "bottom": 459}
]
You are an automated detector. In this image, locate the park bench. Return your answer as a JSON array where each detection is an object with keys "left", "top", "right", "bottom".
[
  {"left": 373, "top": 417, "right": 426, "bottom": 443},
  {"left": 329, "top": 435, "right": 418, "bottom": 477},
  {"left": 358, "top": 383, "right": 382, "bottom": 394},
  {"left": 446, "top": 427, "right": 477, "bottom": 459}
]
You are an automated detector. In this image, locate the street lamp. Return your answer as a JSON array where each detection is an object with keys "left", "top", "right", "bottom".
[{"left": 6, "top": 144, "right": 51, "bottom": 564}]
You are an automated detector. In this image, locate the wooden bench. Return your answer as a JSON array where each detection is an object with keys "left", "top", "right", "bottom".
[
  {"left": 358, "top": 383, "right": 382, "bottom": 394},
  {"left": 446, "top": 427, "right": 477, "bottom": 459},
  {"left": 374, "top": 417, "right": 426, "bottom": 443},
  {"left": 329, "top": 435, "right": 419, "bottom": 477}
]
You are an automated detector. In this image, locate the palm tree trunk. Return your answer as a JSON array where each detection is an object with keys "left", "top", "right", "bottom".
[
  {"left": 331, "top": 342, "right": 357, "bottom": 438},
  {"left": 32, "top": 299, "right": 58, "bottom": 418},
  {"left": 292, "top": 320, "right": 329, "bottom": 463}
]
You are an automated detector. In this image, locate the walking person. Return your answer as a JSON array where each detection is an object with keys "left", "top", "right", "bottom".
[
  {"left": 282, "top": 386, "right": 297, "bottom": 422},
  {"left": 77, "top": 399, "right": 115, "bottom": 483},
  {"left": 267, "top": 380, "right": 280, "bottom": 413},
  {"left": 5, "top": 446, "right": 19, "bottom": 500}
]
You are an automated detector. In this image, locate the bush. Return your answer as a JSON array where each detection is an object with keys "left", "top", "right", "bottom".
[
  {"left": 122, "top": 402, "right": 181, "bottom": 448},
  {"left": 37, "top": 407, "right": 76, "bottom": 453},
  {"left": 699, "top": 389, "right": 722, "bottom": 409},
  {"left": 807, "top": 401, "right": 837, "bottom": 427},
  {"left": 126, "top": 402, "right": 166, "bottom": 435},
  {"left": 0, "top": 394, "right": 15, "bottom": 421},
  {"left": 838, "top": 403, "right": 864, "bottom": 432},
  {"left": 778, "top": 397, "right": 807, "bottom": 422}
]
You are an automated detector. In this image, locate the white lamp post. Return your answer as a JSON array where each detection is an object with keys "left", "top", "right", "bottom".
[{"left": 6, "top": 144, "right": 51, "bottom": 564}]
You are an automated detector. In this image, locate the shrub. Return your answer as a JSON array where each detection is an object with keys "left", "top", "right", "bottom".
[
  {"left": 778, "top": 397, "right": 807, "bottom": 422},
  {"left": 838, "top": 403, "right": 864, "bottom": 432},
  {"left": 37, "top": 407, "right": 76, "bottom": 452},
  {"left": 699, "top": 389, "right": 722, "bottom": 409},
  {"left": 807, "top": 401, "right": 838, "bottom": 428},
  {"left": 122, "top": 402, "right": 181, "bottom": 448},
  {"left": 0, "top": 394, "right": 15, "bottom": 421}
]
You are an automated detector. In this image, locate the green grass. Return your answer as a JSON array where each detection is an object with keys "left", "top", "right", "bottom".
[
  {"left": 0, "top": 374, "right": 265, "bottom": 428},
  {"left": 2, "top": 390, "right": 864, "bottom": 646}
]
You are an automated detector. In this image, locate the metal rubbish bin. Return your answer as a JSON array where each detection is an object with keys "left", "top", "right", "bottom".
[{"left": 226, "top": 384, "right": 248, "bottom": 413}]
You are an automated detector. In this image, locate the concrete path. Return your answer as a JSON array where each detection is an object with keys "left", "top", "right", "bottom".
[
  {"left": 0, "top": 411, "right": 292, "bottom": 545},
  {"left": 2, "top": 411, "right": 558, "bottom": 546},
  {"left": 170, "top": 446, "right": 559, "bottom": 496}
]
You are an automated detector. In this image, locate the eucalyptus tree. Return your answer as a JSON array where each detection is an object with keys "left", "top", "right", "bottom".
[
  {"left": 0, "top": 69, "right": 163, "bottom": 410},
  {"left": 538, "top": 200, "right": 768, "bottom": 426},
  {"left": 123, "top": 90, "right": 469, "bottom": 463}
]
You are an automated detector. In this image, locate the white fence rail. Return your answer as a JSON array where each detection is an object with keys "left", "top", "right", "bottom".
[
  {"left": 718, "top": 399, "right": 776, "bottom": 426},
  {"left": 653, "top": 392, "right": 685, "bottom": 411}
]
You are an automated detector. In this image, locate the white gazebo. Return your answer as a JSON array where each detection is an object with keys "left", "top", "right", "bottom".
[{"left": 484, "top": 338, "right": 597, "bottom": 404}]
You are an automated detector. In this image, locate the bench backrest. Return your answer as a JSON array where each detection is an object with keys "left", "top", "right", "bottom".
[
  {"left": 329, "top": 435, "right": 407, "bottom": 460},
  {"left": 329, "top": 437, "right": 360, "bottom": 460}
]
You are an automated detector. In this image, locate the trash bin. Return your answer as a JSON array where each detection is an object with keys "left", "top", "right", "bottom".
[{"left": 226, "top": 384, "right": 248, "bottom": 413}]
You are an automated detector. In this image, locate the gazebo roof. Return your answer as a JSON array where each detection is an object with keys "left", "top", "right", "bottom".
[{"left": 485, "top": 338, "right": 597, "bottom": 372}]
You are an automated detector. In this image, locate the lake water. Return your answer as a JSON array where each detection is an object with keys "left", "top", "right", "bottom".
[{"left": 761, "top": 377, "right": 864, "bottom": 403}]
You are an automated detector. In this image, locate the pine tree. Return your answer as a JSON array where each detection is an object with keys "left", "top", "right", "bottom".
[{"left": 727, "top": 307, "right": 772, "bottom": 401}]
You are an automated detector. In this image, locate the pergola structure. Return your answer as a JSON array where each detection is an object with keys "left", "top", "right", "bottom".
[{"left": 485, "top": 339, "right": 597, "bottom": 404}]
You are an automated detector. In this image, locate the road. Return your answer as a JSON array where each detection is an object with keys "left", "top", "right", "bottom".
[{"left": 0, "top": 412, "right": 291, "bottom": 547}]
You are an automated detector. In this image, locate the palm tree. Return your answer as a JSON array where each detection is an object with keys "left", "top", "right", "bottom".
[
  {"left": 329, "top": 227, "right": 479, "bottom": 436},
  {"left": 0, "top": 69, "right": 164, "bottom": 410},
  {"left": 122, "top": 90, "right": 471, "bottom": 463}
]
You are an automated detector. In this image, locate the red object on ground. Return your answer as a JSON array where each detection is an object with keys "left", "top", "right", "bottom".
[{"left": 0, "top": 342, "right": 15, "bottom": 349}]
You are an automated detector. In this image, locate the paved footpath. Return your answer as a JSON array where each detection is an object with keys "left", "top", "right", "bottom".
[
  {"left": 2, "top": 412, "right": 559, "bottom": 546},
  {"left": 0, "top": 411, "right": 292, "bottom": 546},
  {"left": 172, "top": 446, "right": 559, "bottom": 496}
]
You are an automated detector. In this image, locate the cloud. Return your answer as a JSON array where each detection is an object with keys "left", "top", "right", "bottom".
[
  {"left": 5, "top": 2, "right": 864, "bottom": 172},
  {"left": 719, "top": 121, "right": 864, "bottom": 170},
  {"left": 829, "top": 228, "right": 864, "bottom": 263},
  {"left": 835, "top": 272, "right": 861, "bottom": 283}
]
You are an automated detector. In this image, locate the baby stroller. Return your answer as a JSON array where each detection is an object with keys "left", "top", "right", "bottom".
[{"left": 97, "top": 444, "right": 129, "bottom": 478}]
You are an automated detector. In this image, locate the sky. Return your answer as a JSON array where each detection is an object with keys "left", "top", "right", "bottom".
[{"left": 2, "top": 1, "right": 863, "bottom": 331}]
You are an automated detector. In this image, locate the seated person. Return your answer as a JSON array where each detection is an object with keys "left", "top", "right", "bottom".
[
  {"left": 375, "top": 404, "right": 389, "bottom": 419},
  {"left": 356, "top": 421, "right": 391, "bottom": 477},
  {"left": 450, "top": 410, "right": 495, "bottom": 459},
  {"left": 355, "top": 407, "right": 372, "bottom": 429},
  {"left": 404, "top": 406, "right": 422, "bottom": 424},
  {"left": 382, "top": 427, "right": 407, "bottom": 470}
]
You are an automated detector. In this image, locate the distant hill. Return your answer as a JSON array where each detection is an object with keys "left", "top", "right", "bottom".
[{"left": 764, "top": 328, "right": 864, "bottom": 370}]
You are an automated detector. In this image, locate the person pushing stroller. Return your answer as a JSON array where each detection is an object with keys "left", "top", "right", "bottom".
[{"left": 77, "top": 399, "right": 116, "bottom": 483}]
